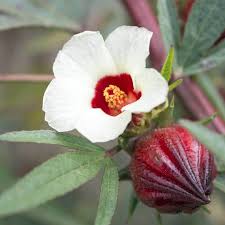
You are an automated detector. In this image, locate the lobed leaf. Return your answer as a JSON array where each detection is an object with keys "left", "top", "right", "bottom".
[
  {"left": 161, "top": 47, "right": 174, "bottom": 81},
  {"left": 157, "top": 0, "right": 180, "bottom": 68},
  {"left": 184, "top": 40, "right": 225, "bottom": 75},
  {"left": 0, "top": 151, "right": 105, "bottom": 217},
  {"left": 0, "top": 0, "right": 82, "bottom": 31},
  {"left": 179, "top": 120, "right": 225, "bottom": 171},
  {"left": 180, "top": 0, "right": 225, "bottom": 67},
  {"left": 94, "top": 159, "right": 119, "bottom": 225},
  {"left": 0, "top": 0, "right": 127, "bottom": 33},
  {"left": 195, "top": 75, "right": 225, "bottom": 121},
  {"left": 0, "top": 130, "right": 104, "bottom": 152}
]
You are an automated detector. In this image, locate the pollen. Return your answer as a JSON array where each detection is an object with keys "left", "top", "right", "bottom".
[{"left": 103, "top": 85, "right": 128, "bottom": 109}]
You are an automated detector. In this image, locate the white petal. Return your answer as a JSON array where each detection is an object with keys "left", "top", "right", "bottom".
[
  {"left": 53, "top": 51, "right": 93, "bottom": 83},
  {"left": 59, "top": 31, "right": 116, "bottom": 82},
  {"left": 76, "top": 109, "right": 132, "bottom": 143},
  {"left": 105, "top": 26, "right": 152, "bottom": 74},
  {"left": 122, "top": 69, "right": 168, "bottom": 113},
  {"left": 43, "top": 78, "right": 93, "bottom": 132}
]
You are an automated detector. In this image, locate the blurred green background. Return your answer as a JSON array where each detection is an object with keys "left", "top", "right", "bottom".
[{"left": 0, "top": 0, "right": 225, "bottom": 224}]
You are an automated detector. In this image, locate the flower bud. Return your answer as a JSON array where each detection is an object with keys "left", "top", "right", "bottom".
[{"left": 130, "top": 125, "right": 217, "bottom": 213}]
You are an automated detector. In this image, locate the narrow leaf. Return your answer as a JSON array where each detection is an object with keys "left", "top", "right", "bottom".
[
  {"left": 184, "top": 40, "right": 225, "bottom": 75},
  {"left": 0, "top": 165, "right": 83, "bottom": 225},
  {"left": 0, "top": 130, "right": 104, "bottom": 152},
  {"left": 169, "top": 79, "right": 183, "bottom": 92},
  {"left": 94, "top": 159, "right": 119, "bottom": 225},
  {"left": 157, "top": 0, "right": 180, "bottom": 68},
  {"left": 0, "top": 151, "right": 104, "bottom": 217},
  {"left": 161, "top": 47, "right": 174, "bottom": 81},
  {"left": 179, "top": 120, "right": 225, "bottom": 171},
  {"left": 127, "top": 191, "right": 139, "bottom": 222},
  {"left": 181, "top": 0, "right": 225, "bottom": 67},
  {"left": 197, "top": 112, "right": 217, "bottom": 125},
  {"left": 196, "top": 75, "right": 225, "bottom": 121},
  {"left": 201, "top": 206, "right": 211, "bottom": 214}
]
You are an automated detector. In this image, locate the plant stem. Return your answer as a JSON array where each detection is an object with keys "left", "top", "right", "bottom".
[
  {"left": 0, "top": 74, "right": 53, "bottom": 83},
  {"left": 122, "top": 0, "right": 225, "bottom": 134}
]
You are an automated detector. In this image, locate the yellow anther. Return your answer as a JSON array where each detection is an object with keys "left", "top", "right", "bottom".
[{"left": 103, "top": 85, "right": 127, "bottom": 109}]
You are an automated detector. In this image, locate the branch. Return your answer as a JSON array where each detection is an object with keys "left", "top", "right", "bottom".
[
  {"left": 0, "top": 74, "right": 53, "bottom": 83},
  {"left": 176, "top": 79, "right": 225, "bottom": 133},
  {"left": 122, "top": 0, "right": 225, "bottom": 134}
]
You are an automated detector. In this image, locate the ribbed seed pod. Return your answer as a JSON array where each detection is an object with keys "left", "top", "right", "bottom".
[{"left": 130, "top": 125, "right": 217, "bottom": 213}]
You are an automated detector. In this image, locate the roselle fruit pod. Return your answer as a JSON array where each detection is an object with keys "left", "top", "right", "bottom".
[{"left": 130, "top": 125, "right": 217, "bottom": 214}]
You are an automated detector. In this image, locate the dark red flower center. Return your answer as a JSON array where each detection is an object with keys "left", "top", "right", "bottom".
[{"left": 91, "top": 73, "right": 141, "bottom": 116}]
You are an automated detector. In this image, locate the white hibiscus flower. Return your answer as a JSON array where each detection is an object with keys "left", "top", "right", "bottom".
[{"left": 43, "top": 26, "right": 168, "bottom": 143}]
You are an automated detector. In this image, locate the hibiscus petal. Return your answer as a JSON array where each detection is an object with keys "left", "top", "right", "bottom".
[
  {"left": 105, "top": 26, "right": 152, "bottom": 75},
  {"left": 43, "top": 78, "right": 93, "bottom": 132},
  {"left": 58, "top": 31, "right": 116, "bottom": 82},
  {"left": 53, "top": 51, "right": 92, "bottom": 83},
  {"left": 76, "top": 109, "right": 132, "bottom": 143},
  {"left": 122, "top": 69, "right": 168, "bottom": 113}
]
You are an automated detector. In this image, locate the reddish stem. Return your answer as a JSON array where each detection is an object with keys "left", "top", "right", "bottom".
[
  {"left": 0, "top": 74, "right": 53, "bottom": 83},
  {"left": 177, "top": 79, "right": 225, "bottom": 133},
  {"left": 122, "top": 0, "right": 225, "bottom": 134}
]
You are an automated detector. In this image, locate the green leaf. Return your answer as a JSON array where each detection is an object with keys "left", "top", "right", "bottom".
[
  {"left": 180, "top": 0, "right": 225, "bottom": 67},
  {"left": 161, "top": 47, "right": 174, "bottom": 81},
  {"left": 195, "top": 75, "right": 225, "bottom": 121},
  {"left": 0, "top": 0, "right": 127, "bottom": 32},
  {"left": 94, "top": 159, "right": 119, "bottom": 225},
  {"left": 157, "top": 0, "right": 180, "bottom": 68},
  {"left": 127, "top": 191, "right": 139, "bottom": 222},
  {"left": 169, "top": 78, "right": 183, "bottom": 92},
  {"left": 196, "top": 112, "right": 217, "bottom": 125},
  {"left": 179, "top": 120, "right": 225, "bottom": 171},
  {"left": 0, "top": 0, "right": 82, "bottom": 31},
  {"left": 0, "top": 164, "right": 83, "bottom": 225},
  {"left": 184, "top": 40, "right": 225, "bottom": 75},
  {"left": 214, "top": 174, "right": 225, "bottom": 193},
  {"left": 0, "top": 151, "right": 105, "bottom": 217},
  {"left": 201, "top": 206, "right": 211, "bottom": 214},
  {"left": 0, "top": 130, "right": 104, "bottom": 152}
]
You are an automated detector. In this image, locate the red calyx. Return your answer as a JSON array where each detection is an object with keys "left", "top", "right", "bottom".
[{"left": 130, "top": 125, "right": 217, "bottom": 214}]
